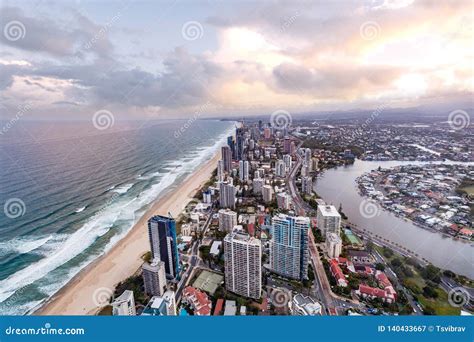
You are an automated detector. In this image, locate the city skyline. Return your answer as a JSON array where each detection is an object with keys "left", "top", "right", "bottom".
[{"left": 0, "top": 1, "right": 472, "bottom": 334}]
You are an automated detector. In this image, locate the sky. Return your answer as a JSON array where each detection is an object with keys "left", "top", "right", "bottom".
[{"left": 0, "top": 0, "right": 472, "bottom": 120}]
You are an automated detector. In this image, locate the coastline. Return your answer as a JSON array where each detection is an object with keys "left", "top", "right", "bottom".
[{"left": 36, "top": 151, "right": 220, "bottom": 315}]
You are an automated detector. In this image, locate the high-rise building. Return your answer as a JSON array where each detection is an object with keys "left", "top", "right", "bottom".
[
  {"left": 227, "top": 136, "right": 235, "bottom": 159},
  {"left": 239, "top": 160, "right": 249, "bottom": 182},
  {"left": 111, "top": 290, "right": 136, "bottom": 316},
  {"left": 148, "top": 215, "right": 180, "bottom": 279},
  {"left": 221, "top": 146, "right": 232, "bottom": 172},
  {"left": 142, "top": 259, "right": 167, "bottom": 297},
  {"left": 262, "top": 185, "right": 274, "bottom": 203},
  {"left": 283, "top": 137, "right": 291, "bottom": 154},
  {"left": 219, "top": 209, "right": 238, "bottom": 232},
  {"left": 217, "top": 160, "right": 225, "bottom": 182},
  {"left": 253, "top": 178, "right": 264, "bottom": 195},
  {"left": 304, "top": 148, "right": 312, "bottom": 171},
  {"left": 236, "top": 127, "right": 245, "bottom": 160},
  {"left": 203, "top": 189, "right": 212, "bottom": 204},
  {"left": 264, "top": 127, "right": 271, "bottom": 139},
  {"left": 270, "top": 214, "right": 310, "bottom": 280},
  {"left": 317, "top": 205, "right": 341, "bottom": 236},
  {"left": 277, "top": 192, "right": 291, "bottom": 210},
  {"left": 275, "top": 160, "right": 286, "bottom": 178},
  {"left": 302, "top": 176, "right": 313, "bottom": 195},
  {"left": 224, "top": 231, "right": 262, "bottom": 299},
  {"left": 219, "top": 181, "right": 236, "bottom": 209},
  {"left": 249, "top": 139, "right": 255, "bottom": 150},
  {"left": 289, "top": 141, "right": 296, "bottom": 155},
  {"left": 141, "top": 291, "right": 176, "bottom": 316},
  {"left": 326, "top": 232, "right": 342, "bottom": 258},
  {"left": 283, "top": 154, "right": 292, "bottom": 170}
]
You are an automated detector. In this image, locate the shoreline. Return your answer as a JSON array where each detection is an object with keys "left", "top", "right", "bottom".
[{"left": 35, "top": 151, "right": 220, "bottom": 315}]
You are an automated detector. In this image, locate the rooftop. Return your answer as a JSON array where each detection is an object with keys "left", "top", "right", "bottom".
[{"left": 318, "top": 205, "right": 341, "bottom": 217}]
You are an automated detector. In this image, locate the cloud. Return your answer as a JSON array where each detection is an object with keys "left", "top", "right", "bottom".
[
  {"left": 0, "top": 6, "right": 114, "bottom": 59},
  {"left": 0, "top": 1, "right": 472, "bottom": 118},
  {"left": 271, "top": 63, "right": 404, "bottom": 98},
  {"left": 75, "top": 48, "right": 222, "bottom": 108}
]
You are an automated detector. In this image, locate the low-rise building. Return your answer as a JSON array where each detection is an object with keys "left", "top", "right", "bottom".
[
  {"left": 182, "top": 286, "right": 212, "bottom": 316},
  {"left": 291, "top": 294, "right": 322, "bottom": 315},
  {"left": 329, "top": 259, "right": 347, "bottom": 287},
  {"left": 141, "top": 291, "right": 176, "bottom": 316}
]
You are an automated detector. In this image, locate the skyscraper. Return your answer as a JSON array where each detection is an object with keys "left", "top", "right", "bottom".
[
  {"left": 283, "top": 154, "right": 292, "bottom": 170},
  {"left": 270, "top": 214, "right": 310, "bottom": 280},
  {"left": 202, "top": 189, "right": 212, "bottom": 204},
  {"left": 217, "top": 159, "right": 225, "bottom": 182},
  {"left": 227, "top": 136, "right": 235, "bottom": 159},
  {"left": 142, "top": 259, "right": 167, "bottom": 297},
  {"left": 262, "top": 185, "right": 274, "bottom": 203},
  {"left": 148, "top": 215, "right": 180, "bottom": 279},
  {"left": 219, "top": 181, "right": 236, "bottom": 209},
  {"left": 289, "top": 141, "right": 296, "bottom": 155},
  {"left": 253, "top": 178, "right": 264, "bottom": 195},
  {"left": 236, "top": 127, "right": 245, "bottom": 160},
  {"left": 219, "top": 209, "right": 238, "bottom": 232},
  {"left": 275, "top": 159, "right": 286, "bottom": 178},
  {"left": 224, "top": 231, "right": 262, "bottom": 299},
  {"left": 264, "top": 127, "right": 271, "bottom": 139},
  {"left": 317, "top": 205, "right": 341, "bottom": 236},
  {"left": 283, "top": 137, "right": 291, "bottom": 154},
  {"left": 239, "top": 160, "right": 249, "bottom": 181},
  {"left": 277, "top": 192, "right": 291, "bottom": 210},
  {"left": 302, "top": 176, "right": 313, "bottom": 195},
  {"left": 221, "top": 146, "right": 232, "bottom": 172}
]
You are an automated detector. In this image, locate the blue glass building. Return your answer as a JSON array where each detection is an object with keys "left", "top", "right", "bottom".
[{"left": 148, "top": 215, "right": 180, "bottom": 279}]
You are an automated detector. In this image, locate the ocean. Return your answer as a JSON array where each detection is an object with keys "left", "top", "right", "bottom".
[{"left": 0, "top": 119, "right": 234, "bottom": 315}]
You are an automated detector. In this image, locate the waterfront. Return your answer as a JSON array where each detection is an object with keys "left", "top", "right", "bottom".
[
  {"left": 315, "top": 159, "right": 473, "bottom": 279},
  {"left": 0, "top": 120, "right": 234, "bottom": 315}
]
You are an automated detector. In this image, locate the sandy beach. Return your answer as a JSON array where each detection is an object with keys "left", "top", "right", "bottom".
[{"left": 37, "top": 152, "right": 220, "bottom": 315}]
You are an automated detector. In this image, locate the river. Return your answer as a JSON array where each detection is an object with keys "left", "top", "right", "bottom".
[{"left": 314, "top": 159, "right": 473, "bottom": 279}]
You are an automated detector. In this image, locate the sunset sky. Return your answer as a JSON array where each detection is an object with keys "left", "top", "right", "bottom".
[{"left": 0, "top": 0, "right": 472, "bottom": 120}]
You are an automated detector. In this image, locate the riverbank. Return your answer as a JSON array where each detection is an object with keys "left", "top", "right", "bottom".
[
  {"left": 36, "top": 152, "right": 220, "bottom": 315},
  {"left": 314, "top": 159, "right": 474, "bottom": 279},
  {"left": 355, "top": 163, "right": 473, "bottom": 242}
]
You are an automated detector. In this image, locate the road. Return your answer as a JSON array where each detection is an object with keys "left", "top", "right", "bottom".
[
  {"left": 175, "top": 207, "right": 215, "bottom": 302},
  {"left": 440, "top": 276, "right": 474, "bottom": 311},
  {"left": 286, "top": 140, "right": 362, "bottom": 315}
]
